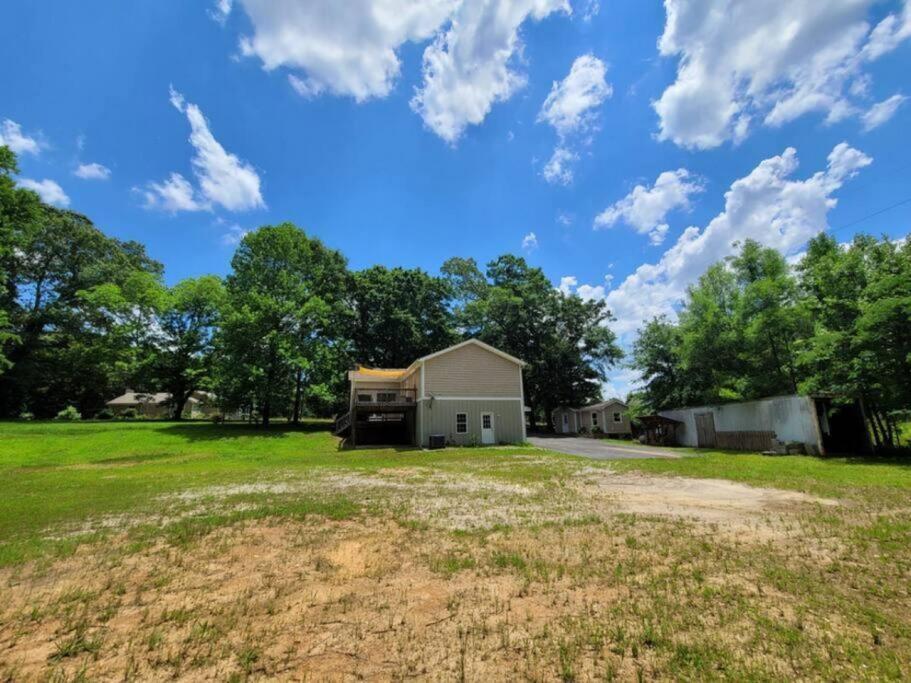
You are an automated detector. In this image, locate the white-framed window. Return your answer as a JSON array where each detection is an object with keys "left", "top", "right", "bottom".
[
  {"left": 613, "top": 411, "right": 622, "bottom": 423},
  {"left": 592, "top": 412, "right": 599, "bottom": 427},
  {"left": 377, "top": 392, "right": 396, "bottom": 403},
  {"left": 455, "top": 412, "right": 468, "bottom": 434},
  {"left": 357, "top": 393, "right": 373, "bottom": 403},
  {"left": 482, "top": 413, "right": 492, "bottom": 430}
]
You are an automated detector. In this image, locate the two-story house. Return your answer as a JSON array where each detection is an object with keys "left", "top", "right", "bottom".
[{"left": 335, "top": 339, "right": 527, "bottom": 447}]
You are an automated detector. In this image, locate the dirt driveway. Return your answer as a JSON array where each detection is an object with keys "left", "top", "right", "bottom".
[{"left": 529, "top": 434, "right": 682, "bottom": 460}]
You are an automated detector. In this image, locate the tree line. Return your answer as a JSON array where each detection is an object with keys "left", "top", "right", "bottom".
[
  {"left": 629, "top": 237, "right": 911, "bottom": 449},
  {"left": 0, "top": 146, "right": 622, "bottom": 425}
]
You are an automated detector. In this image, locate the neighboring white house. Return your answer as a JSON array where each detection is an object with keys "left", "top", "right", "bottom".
[
  {"left": 336, "top": 339, "right": 527, "bottom": 447},
  {"left": 552, "top": 399, "right": 632, "bottom": 437},
  {"left": 106, "top": 390, "right": 218, "bottom": 419}
]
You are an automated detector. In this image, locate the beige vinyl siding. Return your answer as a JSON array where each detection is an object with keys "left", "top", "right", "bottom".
[
  {"left": 419, "top": 399, "right": 524, "bottom": 446},
  {"left": 423, "top": 344, "right": 521, "bottom": 397},
  {"left": 603, "top": 407, "right": 632, "bottom": 435}
]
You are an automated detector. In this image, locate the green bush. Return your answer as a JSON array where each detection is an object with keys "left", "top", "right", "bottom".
[
  {"left": 18, "top": 411, "right": 34, "bottom": 421},
  {"left": 120, "top": 408, "right": 137, "bottom": 419},
  {"left": 55, "top": 406, "right": 82, "bottom": 421},
  {"left": 95, "top": 408, "right": 114, "bottom": 420}
]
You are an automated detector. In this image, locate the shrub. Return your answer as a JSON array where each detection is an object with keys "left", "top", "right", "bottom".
[
  {"left": 592, "top": 426, "right": 604, "bottom": 436},
  {"left": 18, "top": 411, "right": 34, "bottom": 421},
  {"left": 120, "top": 408, "right": 137, "bottom": 419},
  {"left": 55, "top": 406, "right": 82, "bottom": 421},
  {"left": 95, "top": 408, "right": 114, "bottom": 420},
  {"left": 211, "top": 414, "right": 224, "bottom": 424}
]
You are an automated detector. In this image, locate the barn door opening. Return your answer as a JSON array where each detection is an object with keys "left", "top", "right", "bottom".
[{"left": 695, "top": 412, "right": 717, "bottom": 448}]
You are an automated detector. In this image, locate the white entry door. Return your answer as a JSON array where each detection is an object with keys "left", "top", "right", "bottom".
[{"left": 480, "top": 412, "right": 495, "bottom": 444}]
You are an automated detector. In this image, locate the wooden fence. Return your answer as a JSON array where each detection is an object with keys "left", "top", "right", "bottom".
[{"left": 715, "top": 430, "right": 776, "bottom": 452}]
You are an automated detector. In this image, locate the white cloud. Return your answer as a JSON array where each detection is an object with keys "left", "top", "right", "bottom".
[
  {"left": 575, "top": 143, "right": 871, "bottom": 341},
  {"left": 556, "top": 210, "right": 573, "bottom": 226},
  {"left": 74, "top": 162, "right": 111, "bottom": 181},
  {"left": 594, "top": 169, "right": 703, "bottom": 245},
  {"left": 19, "top": 178, "right": 70, "bottom": 207},
  {"left": 522, "top": 231, "right": 538, "bottom": 250},
  {"left": 538, "top": 54, "right": 611, "bottom": 137},
  {"left": 412, "top": 0, "right": 571, "bottom": 143},
  {"left": 579, "top": 0, "right": 599, "bottom": 22},
  {"left": 557, "top": 276, "right": 605, "bottom": 302},
  {"left": 210, "top": 0, "right": 232, "bottom": 24},
  {"left": 143, "top": 88, "right": 264, "bottom": 213},
  {"left": 654, "top": 0, "right": 911, "bottom": 149},
  {"left": 140, "top": 173, "right": 206, "bottom": 213},
  {"left": 863, "top": 0, "right": 911, "bottom": 60},
  {"left": 538, "top": 53, "right": 610, "bottom": 184},
  {"left": 557, "top": 275, "right": 577, "bottom": 295},
  {"left": 541, "top": 146, "right": 578, "bottom": 185},
  {"left": 220, "top": 222, "right": 249, "bottom": 246},
  {"left": 237, "top": 0, "right": 457, "bottom": 102},
  {"left": 0, "top": 119, "right": 42, "bottom": 155},
  {"left": 862, "top": 93, "right": 907, "bottom": 130},
  {"left": 232, "top": 0, "right": 571, "bottom": 142}
]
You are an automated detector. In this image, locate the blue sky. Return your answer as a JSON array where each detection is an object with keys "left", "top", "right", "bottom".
[{"left": 3, "top": 1, "right": 910, "bottom": 394}]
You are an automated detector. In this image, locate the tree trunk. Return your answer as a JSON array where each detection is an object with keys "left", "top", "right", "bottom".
[
  {"left": 261, "top": 397, "right": 271, "bottom": 427},
  {"left": 292, "top": 368, "right": 303, "bottom": 424}
]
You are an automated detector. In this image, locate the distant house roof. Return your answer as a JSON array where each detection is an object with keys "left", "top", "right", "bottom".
[
  {"left": 106, "top": 390, "right": 214, "bottom": 407},
  {"left": 553, "top": 398, "right": 628, "bottom": 414},
  {"left": 106, "top": 391, "right": 171, "bottom": 407}
]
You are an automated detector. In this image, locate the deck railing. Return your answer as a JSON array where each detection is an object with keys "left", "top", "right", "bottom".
[
  {"left": 353, "top": 388, "right": 417, "bottom": 406},
  {"left": 334, "top": 411, "right": 351, "bottom": 435}
]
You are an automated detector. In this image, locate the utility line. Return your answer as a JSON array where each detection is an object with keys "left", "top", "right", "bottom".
[{"left": 828, "top": 195, "right": 911, "bottom": 236}]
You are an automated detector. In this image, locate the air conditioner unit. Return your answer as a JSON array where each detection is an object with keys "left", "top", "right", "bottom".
[{"left": 428, "top": 434, "right": 446, "bottom": 449}]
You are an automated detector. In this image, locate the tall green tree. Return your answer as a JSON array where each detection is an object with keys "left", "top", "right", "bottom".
[
  {"left": 731, "top": 240, "right": 809, "bottom": 397},
  {"left": 797, "top": 233, "right": 911, "bottom": 447},
  {"left": 154, "top": 276, "right": 226, "bottom": 418},
  {"left": 215, "top": 224, "right": 350, "bottom": 425},
  {"left": 443, "top": 255, "right": 622, "bottom": 429},
  {"left": 352, "top": 266, "right": 456, "bottom": 368},
  {"left": 0, "top": 203, "right": 162, "bottom": 416}
]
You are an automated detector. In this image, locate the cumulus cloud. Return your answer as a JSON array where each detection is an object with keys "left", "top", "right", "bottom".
[
  {"left": 572, "top": 143, "right": 871, "bottom": 340},
  {"left": 142, "top": 87, "right": 264, "bottom": 213},
  {"left": 594, "top": 169, "right": 703, "bottom": 245},
  {"left": 654, "top": 0, "right": 911, "bottom": 148},
  {"left": 862, "top": 93, "right": 907, "bottom": 130},
  {"left": 0, "top": 119, "right": 43, "bottom": 155},
  {"left": 557, "top": 275, "right": 578, "bottom": 295},
  {"left": 210, "top": 0, "right": 232, "bottom": 24},
  {"left": 74, "top": 162, "right": 111, "bottom": 181},
  {"left": 412, "top": 0, "right": 571, "bottom": 143},
  {"left": 238, "top": 0, "right": 456, "bottom": 103},
  {"left": 522, "top": 231, "right": 538, "bottom": 250},
  {"left": 19, "top": 178, "right": 70, "bottom": 207},
  {"left": 232, "top": 0, "right": 570, "bottom": 142},
  {"left": 539, "top": 54, "right": 611, "bottom": 137},
  {"left": 541, "top": 146, "right": 578, "bottom": 185},
  {"left": 537, "top": 53, "right": 611, "bottom": 184}
]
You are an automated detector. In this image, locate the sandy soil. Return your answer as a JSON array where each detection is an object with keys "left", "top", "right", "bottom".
[{"left": 0, "top": 467, "right": 838, "bottom": 681}]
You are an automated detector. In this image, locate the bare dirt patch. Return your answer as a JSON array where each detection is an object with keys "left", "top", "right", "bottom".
[{"left": 1, "top": 467, "right": 851, "bottom": 680}]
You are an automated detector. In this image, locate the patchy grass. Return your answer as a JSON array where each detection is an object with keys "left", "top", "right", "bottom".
[
  {"left": 609, "top": 449, "right": 911, "bottom": 498},
  {"left": 2, "top": 420, "right": 911, "bottom": 680}
]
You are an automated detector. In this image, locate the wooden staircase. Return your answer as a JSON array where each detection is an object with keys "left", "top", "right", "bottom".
[{"left": 334, "top": 411, "right": 352, "bottom": 436}]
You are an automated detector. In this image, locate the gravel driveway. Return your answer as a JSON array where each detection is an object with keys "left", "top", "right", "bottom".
[{"left": 528, "top": 435, "right": 682, "bottom": 460}]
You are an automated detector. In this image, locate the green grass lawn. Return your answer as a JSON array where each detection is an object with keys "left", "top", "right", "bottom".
[
  {"left": 0, "top": 419, "right": 573, "bottom": 566},
  {"left": 3, "top": 420, "right": 911, "bottom": 680}
]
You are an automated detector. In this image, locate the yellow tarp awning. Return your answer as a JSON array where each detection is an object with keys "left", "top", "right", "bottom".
[{"left": 357, "top": 366, "right": 407, "bottom": 379}]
